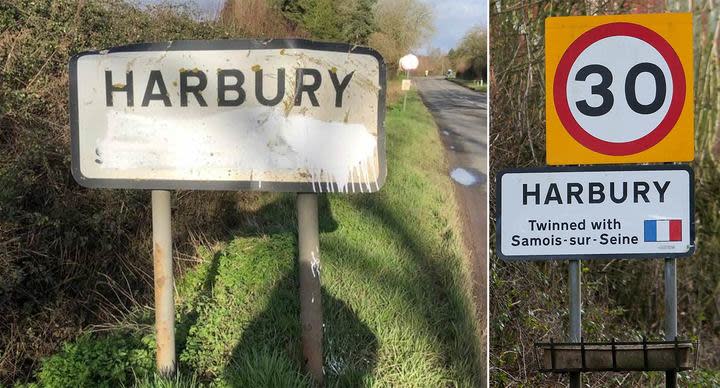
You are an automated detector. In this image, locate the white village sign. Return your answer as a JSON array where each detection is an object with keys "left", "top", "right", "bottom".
[
  {"left": 497, "top": 165, "right": 694, "bottom": 260},
  {"left": 69, "top": 39, "right": 387, "bottom": 382},
  {"left": 70, "top": 40, "right": 386, "bottom": 192}
]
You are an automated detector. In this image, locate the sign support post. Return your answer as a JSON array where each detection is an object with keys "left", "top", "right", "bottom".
[
  {"left": 568, "top": 259, "right": 582, "bottom": 388},
  {"left": 403, "top": 70, "right": 410, "bottom": 111},
  {"left": 664, "top": 258, "right": 678, "bottom": 388},
  {"left": 151, "top": 190, "right": 176, "bottom": 377},
  {"left": 297, "top": 193, "right": 324, "bottom": 384}
]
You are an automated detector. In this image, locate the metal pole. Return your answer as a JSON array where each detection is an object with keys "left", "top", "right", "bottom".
[
  {"left": 403, "top": 69, "right": 410, "bottom": 112},
  {"left": 152, "top": 190, "right": 176, "bottom": 377},
  {"left": 568, "top": 259, "right": 582, "bottom": 388},
  {"left": 297, "top": 193, "right": 324, "bottom": 384},
  {"left": 664, "top": 258, "right": 677, "bottom": 388}
]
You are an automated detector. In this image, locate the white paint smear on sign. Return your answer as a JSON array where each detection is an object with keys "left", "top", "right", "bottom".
[
  {"left": 97, "top": 108, "right": 378, "bottom": 192},
  {"left": 498, "top": 168, "right": 693, "bottom": 260},
  {"left": 71, "top": 42, "right": 385, "bottom": 192}
]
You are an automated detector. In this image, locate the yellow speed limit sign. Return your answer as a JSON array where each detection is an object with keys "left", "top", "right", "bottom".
[{"left": 545, "top": 13, "right": 693, "bottom": 165}]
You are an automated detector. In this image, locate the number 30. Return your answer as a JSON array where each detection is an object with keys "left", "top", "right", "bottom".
[{"left": 574, "top": 62, "right": 666, "bottom": 116}]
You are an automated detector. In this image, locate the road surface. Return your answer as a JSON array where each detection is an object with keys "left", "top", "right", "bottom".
[{"left": 415, "top": 77, "right": 487, "bottom": 384}]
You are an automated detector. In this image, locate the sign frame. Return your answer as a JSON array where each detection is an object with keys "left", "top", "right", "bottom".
[
  {"left": 545, "top": 13, "right": 694, "bottom": 165},
  {"left": 69, "top": 39, "right": 387, "bottom": 192},
  {"left": 495, "top": 164, "right": 695, "bottom": 261}
]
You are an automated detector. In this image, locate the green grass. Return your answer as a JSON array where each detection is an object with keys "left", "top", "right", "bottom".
[
  {"left": 449, "top": 78, "right": 487, "bottom": 92},
  {"left": 29, "top": 92, "right": 482, "bottom": 387}
]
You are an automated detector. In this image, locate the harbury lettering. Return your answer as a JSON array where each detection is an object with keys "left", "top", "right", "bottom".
[
  {"left": 104, "top": 66, "right": 355, "bottom": 108},
  {"left": 521, "top": 180, "right": 672, "bottom": 205}
]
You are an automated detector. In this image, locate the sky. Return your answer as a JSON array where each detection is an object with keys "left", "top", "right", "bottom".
[
  {"left": 421, "top": 0, "right": 486, "bottom": 54},
  {"left": 134, "top": 0, "right": 486, "bottom": 54}
]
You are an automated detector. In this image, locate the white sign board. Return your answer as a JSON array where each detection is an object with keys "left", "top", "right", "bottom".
[
  {"left": 496, "top": 165, "right": 694, "bottom": 260},
  {"left": 70, "top": 40, "right": 386, "bottom": 192},
  {"left": 401, "top": 79, "right": 412, "bottom": 91},
  {"left": 399, "top": 54, "right": 419, "bottom": 71}
]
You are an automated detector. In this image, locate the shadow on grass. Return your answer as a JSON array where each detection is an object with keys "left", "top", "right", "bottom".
[
  {"left": 345, "top": 193, "right": 481, "bottom": 380},
  {"left": 173, "top": 194, "right": 378, "bottom": 386},
  {"left": 221, "top": 272, "right": 379, "bottom": 387}
]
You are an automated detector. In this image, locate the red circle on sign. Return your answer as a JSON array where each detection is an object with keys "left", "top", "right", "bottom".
[{"left": 553, "top": 22, "right": 685, "bottom": 156}]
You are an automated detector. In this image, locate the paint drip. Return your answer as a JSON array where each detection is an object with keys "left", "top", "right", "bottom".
[{"left": 310, "top": 251, "right": 321, "bottom": 278}]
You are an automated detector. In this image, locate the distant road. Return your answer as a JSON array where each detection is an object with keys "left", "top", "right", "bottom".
[
  {"left": 415, "top": 77, "right": 487, "bottom": 177},
  {"left": 415, "top": 77, "right": 488, "bottom": 385}
]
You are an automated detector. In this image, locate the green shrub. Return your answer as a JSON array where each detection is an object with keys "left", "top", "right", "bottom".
[{"left": 35, "top": 333, "right": 154, "bottom": 388}]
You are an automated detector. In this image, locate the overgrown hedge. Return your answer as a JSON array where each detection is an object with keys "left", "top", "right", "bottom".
[{"left": 0, "top": 1, "right": 253, "bottom": 383}]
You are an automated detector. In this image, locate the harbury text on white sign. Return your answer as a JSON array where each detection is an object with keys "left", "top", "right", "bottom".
[
  {"left": 70, "top": 40, "right": 386, "bottom": 192},
  {"left": 496, "top": 165, "right": 694, "bottom": 260}
]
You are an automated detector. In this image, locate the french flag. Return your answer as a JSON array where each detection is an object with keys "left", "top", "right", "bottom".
[{"left": 644, "top": 220, "right": 682, "bottom": 242}]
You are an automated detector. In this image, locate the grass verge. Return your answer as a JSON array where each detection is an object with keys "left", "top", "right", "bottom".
[
  {"left": 449, "top": 78, "right": 487, "bottom": 93},
  {"left": 25, "top": 91, "right": 483, "bottom": 387}
]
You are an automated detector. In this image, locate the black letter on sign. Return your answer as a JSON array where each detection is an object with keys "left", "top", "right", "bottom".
[
  {"left": 294, "top": 68, "right": 321, "bottom": 106},
  {"left": 105, "top": 71, "right": 133, "bottom": 107},
  {"left": 609, "top": 182, "right": 628, "bottom": 203},
  {"left": 218, "top": 70, "right": 245, "bottom": 107},
  {"left": 575, "top": 64, "right": 613, "bottom": 116},
  {"left": 589, "top": 182, "right": 605, "bottom": 203},
  {"left": 566, "top": 182, "right": 584, "bottom": 204},
  {"left": 653, "top": 180, "right": 670, "bottom": 203},
  {"left": 634, "top": 182, "right": 650, "bottom": 203},
  {"left": 329, "top": 70, "right": 354, "bottom": 107},
  {"left": 625, "top": 62, "right": 666, "bottom": 115},
  {"left": 523, "top": 183, "right": 540, "bottom": 205},
  {"left": 142, "top": 70, "right": 171, "bottom": 107},
  {"left": 255, "top": 68, "right": 285, "bottom": 106},
  {"left": 180, "top": 70, "right": 208, "bottom": 107},
  {"left": 544, "top": 183, "right": 563, "bottom": 205}
]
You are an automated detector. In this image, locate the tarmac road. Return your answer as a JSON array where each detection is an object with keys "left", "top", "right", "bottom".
[{"left": 415, "top": 77, "right": 488, "bottom": 384}]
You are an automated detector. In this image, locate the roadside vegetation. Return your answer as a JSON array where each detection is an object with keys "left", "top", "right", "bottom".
[
  {"left": 0, "top": 0, "right": 479, "bottom": 385},
  {"left": 449, "top": 78, "right": 487, "bottom": 93},
  {"left": 489, "top": 1, "right": 719, "bottom": 386},
  {"left": 448, "top": 26, "right": 488, "bottom": 83}
]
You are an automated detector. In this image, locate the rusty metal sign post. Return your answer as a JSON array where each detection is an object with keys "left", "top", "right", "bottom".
[
  {"left": 151, "top": 190, "right": 176, "bottom": 376},
  {"left": 69, "top": 39, "right": 386, "bottom": 383}
]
